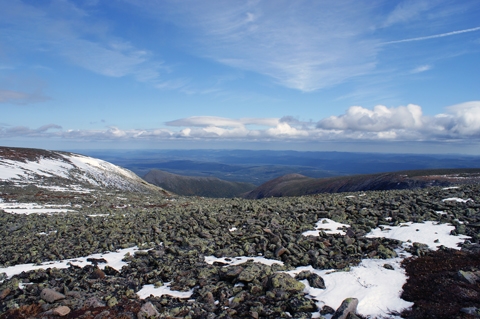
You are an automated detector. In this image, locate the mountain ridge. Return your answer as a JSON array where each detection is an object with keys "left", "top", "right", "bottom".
[
  {"left": 0, "top": 146, "right": 166, "bottom": 194},
  {"left": 244, "top": 169, "right": 480, "bottom": 199},
  {"left": 143, "top": 169, "right": 256, "bottom": 198}
]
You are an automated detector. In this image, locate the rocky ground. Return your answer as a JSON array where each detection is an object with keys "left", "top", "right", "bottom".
[{"left": 0, "top": 184, "right": 479, "bottom": 318}]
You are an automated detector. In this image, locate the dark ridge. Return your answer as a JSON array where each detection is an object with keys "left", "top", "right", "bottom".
[
  {"left": 244, "top": 169, "right": 480, "bottom": 199},
  {"left": 143, "top": 169, "right": 256, "bottom": 198}
]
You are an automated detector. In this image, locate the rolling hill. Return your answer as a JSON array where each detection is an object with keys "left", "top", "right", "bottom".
[
  {"left": 143, "top": 169, "right": 256, "bottom": 198},
  {"left": 244, "top": 168, "right": 480, "bottom": 199}
]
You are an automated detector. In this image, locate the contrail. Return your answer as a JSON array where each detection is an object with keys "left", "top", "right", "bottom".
[{"left": 384, "top": 26, "right": 480, "bottom": 45}]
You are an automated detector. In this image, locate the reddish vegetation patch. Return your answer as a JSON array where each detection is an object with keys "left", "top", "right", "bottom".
[
  {"left": 0, "top": 304, "right": 43, "bottom": 319},
  {"left": 0, "top": 147, "right": 66, "bottom": 163},
  {"left": 0, "top": 299, "right": 143, "bottom": 319},
  {"left": 401, "top": 249, "right": 480, "bottom": 319}
]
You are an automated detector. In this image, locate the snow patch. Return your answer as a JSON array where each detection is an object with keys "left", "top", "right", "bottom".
[
  {"left": 204, "top": 256, "right": 284, "bottom": 267},
  {"left": 137, "top": 283, "right": 194, "bottom": 299},
  {"left": 287, "top": 255, "right": 413, "bottom": 318},
  {"left": 0, "top": 246, "right": 145, "bottom": 280},
  {"left": 0, "top": 202, "right": 75, "bottom": 215},
  {"left": 366, "top": 221, "right": 470, "bottom": 250},
  {"left": 302, "top": 218, "right": 350, "bottom": 236},
  {"left": 442, "top": 197, "right": 473, "bottom": 203}
]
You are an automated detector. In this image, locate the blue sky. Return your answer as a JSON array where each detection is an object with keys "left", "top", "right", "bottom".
[{"left": 1, "top": 0, "right": 480, "bottom": 153}]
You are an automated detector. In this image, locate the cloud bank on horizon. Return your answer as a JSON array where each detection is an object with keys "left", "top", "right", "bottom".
[
  {"left": 2, "top": 101, "right": 480, "bottom": 144},
  {"left": 0, "top": 0, "right": 479, "bottom": 152}
]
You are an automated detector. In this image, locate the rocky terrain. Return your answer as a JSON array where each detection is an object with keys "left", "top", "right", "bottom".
[{"left": 0, "top": 147, "right": 479, "bottom": 318}]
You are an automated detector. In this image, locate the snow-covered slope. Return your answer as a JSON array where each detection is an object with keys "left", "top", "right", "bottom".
[{"left": 0, "top": 146, "right": 163, "bottom": 193}]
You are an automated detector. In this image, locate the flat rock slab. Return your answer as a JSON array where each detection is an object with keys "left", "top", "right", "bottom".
[
  {"left": 52, "top": 306, "right": 71, "bottom": 316},
  {"left": 138, "top": 301, "right": 160, "bottom": 319},
  {"left": 40, "top": 288, "right": 65, "bottom": 303}
]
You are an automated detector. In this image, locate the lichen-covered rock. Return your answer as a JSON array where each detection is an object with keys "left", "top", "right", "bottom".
[
  {"left": 295, "top": 271, "right": 326, "bottom": 289},
  {"left": 268, "top": 273, "right": 305, "bottom": 292},
  {"left": 332, "top": 298, "right": 359, "bottom": 319},
  {"left": 238, "top": 263, "right": 272, "bottom": 283},
  {"left": 287, "top": 296, "right": 317, "bottom": 312}
]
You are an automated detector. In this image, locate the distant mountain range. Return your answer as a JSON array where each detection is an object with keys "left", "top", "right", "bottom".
[
  {"left": 0, "top": 146, "right": 165, "bottom": 194},
  {"left": 141, "top": 167, "right": 480, "bottom": 199},
  {"left": 143, "top": 169, "right": 256, "bottom": 198},
  {"left": 2, "top": 146, "right": 480, "bottom": 199},
  {"left": 243, "top": 169, "right": 480, "bottom": 199},
  {"left": 75, "top": 149, "right": 480, "bottom": 186}
]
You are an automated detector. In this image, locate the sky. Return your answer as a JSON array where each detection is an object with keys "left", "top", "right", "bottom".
[{"left": 1, "top": 0, "right": 480, "bottom": 153}]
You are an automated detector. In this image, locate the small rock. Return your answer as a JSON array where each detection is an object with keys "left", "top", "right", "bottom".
[
  {"left": 287, "top": 296, "right": 317, "bottom": 312},
  {"left": 107, "top": 296, "right": 118, "bottom": 307},
  {"left": 40, "top": 288, "right": 65, "bottom": 303},
  {"left": 104, "top": 265, "right": 119, "bottom": 276},
  {"left": 458, "top": 270, "right": 479, "bottom": 284},
  {"left": 84, "top": 296, "right": 106, "bottom": 308},
  {"left": 52, "top": 306, "right": 71, "bottom": 317},
  {"left": 295, "top": 271, "right": 325, "bottom": 289},
  {"left": 383, "top": 264, "right": 394, "bottom": 270},
  {"left": 460, "top": 307, "right": 480, "bottom": 316},
  {"left": 321, "top": 305, "right": 335, "bottom": 315},
  {"left": 332, "top": 298, "right": 359, "bottom": 319},
  {"left": 66, "top": 291, "right": 82, "bottom": 299},
  {"left": 268, "top": 273, "right": 305, "bottom": 292},
  {"left": 138, "top": 301, "right": 160, "bottom": 319},
  {"left": 306, "top": 273, "right": 325, "bottom": 289},
  {"left": 90, "top": 268, "right": 106, "bottom": 279},
  {"left": 0, "top": 288, "right": 11, "bottom": 300},
  {"left": 344, "top": 237, "right": 355, "bottom": 245},
  {"left": 220, "top": 265, "right": 244, "bottom": 279},
  {"left": 275, "top": 247, "right": 288, "bottom": 257}
]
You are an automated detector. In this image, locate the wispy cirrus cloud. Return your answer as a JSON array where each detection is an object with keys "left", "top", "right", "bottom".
[
  {"left": 0, "top": 0, "right": 163, "bottom": 83},
  {"left": 382, "top": 0, "right": 436, "bottom": 27},
  {"left": 119, "top": 0, "right": 480, "bottom": 95},
  {"left": 411, "top": 65, "right": 432, "bottom": 74},
  {"left": 166, "top": 116, "right": 279, "bottom": 128},
  {"left": 383, "top": 26, "right": 480, "bottom": 45},
  {"left": 0, "top": 124, "right": 61, "bottom": 137},
  {"left": 125, "top": 0, "right": 380, "bottom": 92},
  {"left": 0, "top": 89, "right": 50, "bottom": 105}
]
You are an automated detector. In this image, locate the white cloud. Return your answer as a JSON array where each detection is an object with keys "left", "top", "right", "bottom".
[
  {"left": 4, "top": 102, "right": 480, "bottom": 143},
  {"left": 166, "top": 116, "right": 279, "bottom": 128},
  {"left": 432, "top": 101, "right": 480, "bottom": 136},
  {"left": 266, "top": 122, "right": 308, "bottom": 137},
  {"left": 317, "top": 104, "right": 423, "bottom": 132}
]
